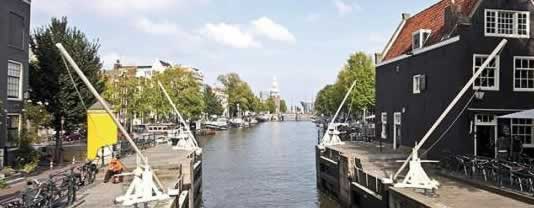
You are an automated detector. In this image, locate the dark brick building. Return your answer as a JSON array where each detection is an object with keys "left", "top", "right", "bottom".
[{"left": 0, "top": 0, "right": 30, "bottom": 167}]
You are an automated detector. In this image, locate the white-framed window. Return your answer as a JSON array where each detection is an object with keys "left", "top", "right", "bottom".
[
  {"left": 511, "top": 119, "right": 533, "bottom": 147},
  {"left": 6, "top": 114, "right": 21, "bottom": 147},
  {"left": 475, "top": 114, "right": 497, "bottom": 126},
  {"left": 7, "top": 60, "right": 23, "bottom": 100},
  {"left": 514, "top": 56, "right": 534, "bottom": 91},
  {"left": 485, "top": 9, "right": 530, "bottom": 38},
  {"left": 412, "top": 29, "right": 431, "bottom": 51},
  {"left": 412, "top": 74, "right": 426, "bottom": 94},
  {"left": 413, "top": 75, "right": 421, "bottom": 94},
  {"left": 473, "top": 54, "right": 499, "bottom": 91},
  {"left": 394, "top": 112, "right": 401, "bottom": 125},
  {"left": 381, "top": 112, "right": 387, "bottom": 139}
]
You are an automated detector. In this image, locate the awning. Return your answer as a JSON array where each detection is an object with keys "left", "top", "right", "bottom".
[{"left": 498, "top": 109, "right": 534, "bottom": 119}]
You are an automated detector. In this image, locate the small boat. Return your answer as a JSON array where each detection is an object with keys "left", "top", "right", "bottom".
[
  {"left": 229, "top": 118, "right": 245, "bottom": 128},
  {"left": 204, "top": 118, "right": 228, "bottom": 130},
  {"left": 250, "top": 118, "right": 258, "bottom": 125},
  {"left": 256, "top": 114, "right": 271, "bottom": 122}
]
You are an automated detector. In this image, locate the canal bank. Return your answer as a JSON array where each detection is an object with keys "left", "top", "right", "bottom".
[
  {"left": 198, "top": 121, "right": 338, "bottom": 208},
  {"left": 315, "top": 141, "right": 534, "bottom": 208}
]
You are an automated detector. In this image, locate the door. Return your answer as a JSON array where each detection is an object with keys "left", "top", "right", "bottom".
[
  {"left": 476, "top": 125, "right": 495, "bottom": 158},
  {"left": 474, "top": 114, "right": 497, "bottom": 158}
]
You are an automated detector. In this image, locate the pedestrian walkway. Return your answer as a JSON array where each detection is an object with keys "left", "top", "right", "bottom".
[{"left": 77, "top": 144, "right": 196, "bottom": 208}]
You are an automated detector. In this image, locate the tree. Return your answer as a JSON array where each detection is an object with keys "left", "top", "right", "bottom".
[
  {"left": 314, "top": 52, "right": 375, "bottom": 117},
  {"left": 217, "top": 73, "right": 257, "bottom": 116},
  {"left": 203, "top": 86, "right": 224, "bottom": 116},
  {"left": 30, "top": 17, "right": 104, "bottom": 134},
  {"left": 280, "top": 99, "right": 288, "bottom": 113},
  {"left": 155, "top": 67, "right": 205, "bottom": 120},
  {"left": 338, "top": 52, "right": 376, "bottom": 111},
  {"left": 265, "top": 97, "right": 276, "bottom": 113}
]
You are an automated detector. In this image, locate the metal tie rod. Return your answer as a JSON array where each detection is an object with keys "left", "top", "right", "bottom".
[
  {"left": 393, "top": 39, "right": 508, "bottom": 180},
  {"left": 55, "top": 43, "right": 148, "bottom": 166},
  {"left": 157, "top": 81, "right": 199, "bottom": 147},
  {"left": 329, "top": 80, "right": 357, "bottom": 128}
]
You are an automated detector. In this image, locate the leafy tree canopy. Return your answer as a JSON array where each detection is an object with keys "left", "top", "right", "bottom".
[
  {"left": 314, "top": 52, "right": 375, "bottom": 116},
  {"left": 30, "top": 17, "right": 104, "bottom": 132}
]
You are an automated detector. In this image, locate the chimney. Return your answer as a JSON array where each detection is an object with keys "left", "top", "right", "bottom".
[
  {"left": 374, "top": 53, "right": 383, "bottom": 65},
  {"left": 444, "top": 1, "right": 470, "bottom": 37},
  {"left": 402, "top": 13, "right": 411, "bottom": 20}
]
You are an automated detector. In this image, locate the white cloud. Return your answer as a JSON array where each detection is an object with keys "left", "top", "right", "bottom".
[
  {"left": 134, "top": 18, "right": 179, "bottom": 35},
  {"left": 201, "top": 23, "right": 260, "bottom": 49},
  {"left": 252, "top": 17, "right": 296, "bottom": 43},
  {"left": 333, "top": 0, "right": 361, "bottom": 16}
]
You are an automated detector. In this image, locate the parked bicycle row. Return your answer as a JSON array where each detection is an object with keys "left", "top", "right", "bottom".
[
  {"left": 441, "top": 153, "right": 534, "bottom": 195},
  {"left": 0, "top": 161, "right": 98, "bottom": 208}
]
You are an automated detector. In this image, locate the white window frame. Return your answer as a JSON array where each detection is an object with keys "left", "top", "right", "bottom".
[
  {"left": 381, "top": 112, "right": 387, "bottom": 139},
  {"left": 485, "top": 9, "right": 530, "bottom": 38},
  {"left": 511, "top": 118, "right": 534, "bottom": 148},
  {"left": 6, "top": 113, "right": 21, "bottom": 147},
  {"left": 413, "top": 75, "right": 421, "bottom": 94},
  {"left": 513, "top": 56, "right": 534, "bottom": 92},
  {"left": 7, "top": 60, "right": 23, "bottom": 101},
  {"left": 472, "top": 54, "right": 500, "bottom": 91},
  {"left": 412, "top": 29, "right": 432, "bottom": 51}
]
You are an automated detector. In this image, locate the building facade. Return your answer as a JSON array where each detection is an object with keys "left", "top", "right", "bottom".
[
  {"left": 0, "top": 0, "right": 30, "bottom": 167},
  {"left": 376, "top": 0, "right": 534, "bottom": 159}
]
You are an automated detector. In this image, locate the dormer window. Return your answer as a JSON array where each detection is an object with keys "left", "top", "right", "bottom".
[{"left": 412, "top": 29, "right": 431, "bottom": 51}]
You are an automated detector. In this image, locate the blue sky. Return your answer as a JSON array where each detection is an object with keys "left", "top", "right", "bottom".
[{"left": 31, "top": 0, "right": 438, "bottom": 106}]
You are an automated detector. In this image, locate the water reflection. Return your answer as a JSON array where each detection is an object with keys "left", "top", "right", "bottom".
[{"left": 198, "top": 121, "right": 339, "bottom": 208}]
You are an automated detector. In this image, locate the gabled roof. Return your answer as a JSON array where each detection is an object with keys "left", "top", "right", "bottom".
[{"left": 382, "top": 0, "right": 479, "bottom": 61}]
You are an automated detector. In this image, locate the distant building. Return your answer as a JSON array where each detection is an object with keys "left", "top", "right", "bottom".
[
  {"left": 259, "top": 90, "right": 270, "bottom": 101},
  {"left": 212, "top": 86, "right": 229, "bottom": 118},
  {"left": 135, "top": 59, "right": 172, "bottom": 78},
  {"left": 300, "top": 101, "right": 314, "bottom": 113},
  {"left": 1, "top": 0, "right": 31, "bottom": 168},
  {"left": 270, "top": 77, "right": 281, "bottom": 114},
  {"left": 182, "top": 66, "right": 204, "bottom": 84}
]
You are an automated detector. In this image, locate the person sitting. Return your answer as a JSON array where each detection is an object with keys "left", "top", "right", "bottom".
[{"left": 104, "top": 156, "right": 124, "bottom": 183}]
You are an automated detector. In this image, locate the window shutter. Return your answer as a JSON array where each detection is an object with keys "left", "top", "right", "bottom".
[{"left": 420, "top": 75, "right": 427, "bottom": 91}]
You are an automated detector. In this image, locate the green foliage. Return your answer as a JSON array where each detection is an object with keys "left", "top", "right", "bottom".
[
  {"left": 280, "top": 100, "right": 288, "bottom": 113},
  {"left": 30, "top": 17, "right": 104, "bottom": 132},
  {"left": 217, "top": 73, "right": 259, "bottom": 116},
  {"left": 103, "top": 67, "right": 205, "bottom": 122},
  {"left": 0, "top": 178, "right": 8, "bottom": 189},
  {"left": 264, "top": 97, "right": 276, "bottom": 113},
  {"left": 204, "top": 86, "right": 224, "bottom": 116},
  {"left": 314, "top": 52, "right": 375, "bottom": 116},
  {"left": 156, "top": 68, "right": 205, "bottom": 119}
]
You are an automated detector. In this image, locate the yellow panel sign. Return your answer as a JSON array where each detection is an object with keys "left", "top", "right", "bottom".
[{"left": 87, "top": 110, "right": 118, "bottom": 160}]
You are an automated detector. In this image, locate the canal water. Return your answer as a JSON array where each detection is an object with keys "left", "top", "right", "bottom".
[{"left": 198, "top": 121, "right": 339, "bottom": 208}]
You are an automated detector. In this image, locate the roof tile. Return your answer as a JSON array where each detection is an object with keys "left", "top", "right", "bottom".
[{"left": 383, "top": 0, "right": 479, "bottom": 61}]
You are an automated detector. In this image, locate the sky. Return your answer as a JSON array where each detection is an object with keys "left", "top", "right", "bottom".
[{"left": 31, "top": 0, "right": 438, "bottom": 106}]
